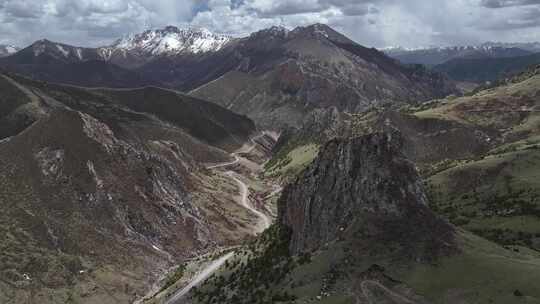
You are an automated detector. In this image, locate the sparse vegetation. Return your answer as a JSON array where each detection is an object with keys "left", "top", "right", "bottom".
[
  {"left": 159, "top": 264, "right": 187, "bottom": 293},
  {"left": 192, "top": 225, "right": 294, "bottom": 303}
]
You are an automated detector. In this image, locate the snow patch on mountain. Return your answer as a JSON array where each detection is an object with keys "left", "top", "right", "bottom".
[
  {"left": 5, "top": 46, "right": 18, "bottom": 54},
  {"left": 383, "top": 42, "right": 540, "bottom": 55},
  {"left": 110, "top": 26, "right": 231, "bottom": 56},
  {"left": 56, "top": 45, "right": 70, "bottom": 57},
  {"left": 0, "top": 44, "right": 20, "bottom": 57}
]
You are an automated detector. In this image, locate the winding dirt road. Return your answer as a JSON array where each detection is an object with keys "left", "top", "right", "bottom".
[
  {"left": 226, "top": 171, "right": 272, "bottom": 233},
  {"left": 164, "top": 134, "right": 273, "bottom": 303}
]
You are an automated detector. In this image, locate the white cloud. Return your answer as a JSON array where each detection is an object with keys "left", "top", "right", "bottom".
[{"left": 1, "top": 0, "right": 540, "bottom": 48}]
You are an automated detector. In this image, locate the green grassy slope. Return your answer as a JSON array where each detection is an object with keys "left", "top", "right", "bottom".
[{"left": 183, "top": 225, "right": 540, "bottom": 304}]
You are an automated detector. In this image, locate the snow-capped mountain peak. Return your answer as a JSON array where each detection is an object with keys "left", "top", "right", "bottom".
[
  {"left": 0, "top": 44, "right": 20, "bottom": 57},
  {"left": 110, "top": 26, "right": 231, "bottom": 55}
]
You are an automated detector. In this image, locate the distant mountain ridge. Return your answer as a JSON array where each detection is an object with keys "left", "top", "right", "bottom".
[
  {"left": 385, "top": 44, "right": 534, "bottom": 66},
  {"left": 433, "top": 52, "right": 540, "bottom": 83},
  {"left": 0, "top": 39, "right": 158, "bottom": 88},
  {"left": 0, "top": 27, "right": 231, "bottom": 69}
]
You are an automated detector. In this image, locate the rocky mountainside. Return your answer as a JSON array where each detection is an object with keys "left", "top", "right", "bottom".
[
  {"left": 187, "top": 127, "right": 540, "bottom": 304},
  {"left": 385, "top": 44, "right": 533, "bottom": 66},
  {"left": 0, "top": 39, "right": 157, "bottom": 88},
  {"left": 263, "top": 62, "right": 540, "bottom": 264},
  {"left": 0, "top": 44, "right": 19, "bottom": 57},
  {"left": 268, "top": 62, "right": 540, "bottom": 178},
  {"left": 190, "top": 24, "right": 458, "bottom": 128},
  {"left": 279, "top": 131, "right": 455, "bottom": 256},
  {"left": 0, "top": 72, "right": 259, "bottom": 303},
  {"left": 187, "top": 130, "right": 540, "bottom": 304}
]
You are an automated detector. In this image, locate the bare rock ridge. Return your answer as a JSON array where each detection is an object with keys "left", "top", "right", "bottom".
[
  {"left": 278, "top": 131, "right": 456, "bottom": 258},
  {"left": 191, "top": 24, "right": 458, "bottom": 128}
]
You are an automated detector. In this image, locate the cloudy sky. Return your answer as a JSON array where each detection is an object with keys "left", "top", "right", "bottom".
[{"left": 1, "top": 0, "right": 540, "bottom": 48}]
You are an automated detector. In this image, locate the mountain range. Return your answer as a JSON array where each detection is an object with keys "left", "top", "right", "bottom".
[
  {"left": 385, "top": 43, "right": 540, "bottom": 84},
  {"left": 433, "top": 52, "right": 540, "bottom": 83},
  {"left": 0, "top": 25, "right": 458, "bottom": 129},
  {"left": 384, "top": 42, "right": 540, "bottom": 66}
]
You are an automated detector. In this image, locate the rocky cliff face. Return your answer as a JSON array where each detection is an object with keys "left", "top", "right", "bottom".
[{"left": 278, "top": 131, "right": 456, "bottom": 259}]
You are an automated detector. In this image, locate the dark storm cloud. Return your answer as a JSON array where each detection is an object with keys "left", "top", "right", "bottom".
[
  {"left": 2, "top": 0, "right": 43, "bottom": 18},
  {"left": 479, "top": 7, "right": 540, "bottom": 29},
  {"left": 480, "top": 0, "right": 540, "bottom": 8}
]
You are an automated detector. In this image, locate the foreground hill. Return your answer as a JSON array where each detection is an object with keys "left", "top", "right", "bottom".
[
  {"left": 190, "top": 24, "right": 457, "bottom": 128},
  {"left": 0, "top": 73, "right": 258, "bottom": 303},
  {"left": 183, "top": 132, "right": 540, "bottom": 304},
  {"left": 406, "top": 65, "right": 540, "bottom": 251}
]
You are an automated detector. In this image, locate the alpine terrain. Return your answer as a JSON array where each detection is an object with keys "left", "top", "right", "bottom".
[{"left": 1, "top": 9, "right": 540, "bottom": 304}]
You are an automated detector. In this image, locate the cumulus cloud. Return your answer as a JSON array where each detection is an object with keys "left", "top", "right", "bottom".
[
  {"left": 2, "top": 0, "right": 44, "bottom": 19},
  {"left": 1, "top": 0, "right": 540, "bottom": 48},
  {"left": 0, "top": 0, "right": 197, "bottom": 46}
]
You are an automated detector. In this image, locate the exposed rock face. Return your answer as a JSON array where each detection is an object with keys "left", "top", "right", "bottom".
[
  {"left": 278, "top": 131, "right": 456, "bottom": 258},
  {"left": 0, "top": 73, "right": 259, "bottom": 303},
  {"left": 191, "top": 24, "right": 458, "bottom": 129}
]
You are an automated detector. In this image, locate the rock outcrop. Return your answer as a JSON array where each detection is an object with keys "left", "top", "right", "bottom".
[{"left": 278, "top": 131, "right": 456, "bottom": 259}]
